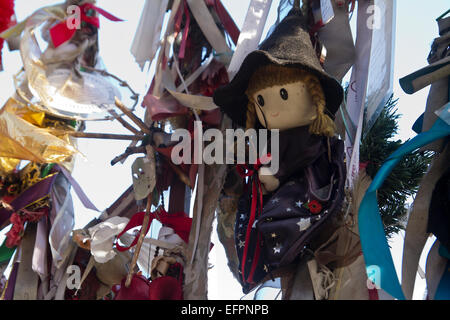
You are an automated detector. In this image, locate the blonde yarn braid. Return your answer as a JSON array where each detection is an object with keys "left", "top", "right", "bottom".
[{"left": 305, "top": 76, "right": 336, "bottom": 137}]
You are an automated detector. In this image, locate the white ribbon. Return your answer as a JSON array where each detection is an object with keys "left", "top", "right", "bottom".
[
  {"left": 227, "top": 0, "right": 273, "bottom": 80},
  {"left": 186, "top": 0, "right": 231, "bottom": 55},
  {"left": 344, "top": 0, "right": 374, "bottom": 189},
  {"left": 88, "top": 217, "right": 130, "bottom": 264},
  {"left": 48, "top": 179, "right": 74, "bottom": 269},
  {"left": 32, "top": 218, "right": 48, "bottom": 281},
  {"left": 131, "top": 0, "right": 169, "bottom": 70},
  {"left": 120, "top": 226, "right": 184, "bottom": 276}
]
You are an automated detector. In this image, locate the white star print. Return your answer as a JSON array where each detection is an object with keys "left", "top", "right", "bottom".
[
  {"left": 297, "top": 218, "right": 311, "bottom": 232},
  {"left": 295, "top": 200, "right": 303, "bottom": 208},
  {"left": 271, "top": 197, "right": 280, "bottom": 204},
  {"left": 273, "top": 243, "right": 282, "bottom": 254},
  {"left": 252, "top": 219, "right": 258, "bottom": 229},
  {"left": 240, "top": 214, "right": 245, "bottom": 220},
  {"left": 238, "top": 240, "right": 245, "bottom": 248},
  {"left": 286, "top": 207, "right": 292, "bottom": 212}
]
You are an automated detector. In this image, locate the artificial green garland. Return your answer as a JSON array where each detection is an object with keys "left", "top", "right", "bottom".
[{"left": 360, "top": 94, "right": 432, "bottom": 238}]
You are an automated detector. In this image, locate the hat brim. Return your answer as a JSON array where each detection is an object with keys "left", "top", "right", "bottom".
[{"left": 214, "top": 50, "right": 344, "bottom": 127}]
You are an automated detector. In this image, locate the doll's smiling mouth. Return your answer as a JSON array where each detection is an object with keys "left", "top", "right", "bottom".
[{"left": 271, "top": 112, "right": 280, "bottom": 117}]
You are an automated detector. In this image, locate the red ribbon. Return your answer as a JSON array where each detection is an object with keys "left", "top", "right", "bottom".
[
  {"left": 173, "top": 0, "right": 240, "bottom": 60},
  {"left": 6, "top": 208, "right": 48, "bottom": 248},
  {"left": 236, "top": 154, "right": 271, "bottom": 284},
  {"left": 349, "top": 0, "right": 356, "bottom": 14},
  {"left": 50, "top": 3, "right": 123, "bottom": 48},
  {"left": 115, "top": 210, "right": 192, "bottom": 252},
  {"left": 205, "top": 0, "right": 240, "bottom": 45},
  {"left": 0, "top": 0, "right": 15, "bottom": 69},
  {"left": 173, "top": 0, "right": 191, "bottom": 60}
]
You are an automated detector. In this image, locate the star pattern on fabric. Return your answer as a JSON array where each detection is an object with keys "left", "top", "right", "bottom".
[
  {"left": 286, "top": 207, "right": 292, "bottom": 212},
  {"left": 252, "top": 219, "right": 258, "bottom": 229},
  {"left": 295, "top": 200, "right": 303, "bottom": 208},
  {"left": 238, "top": 240, "right": 245, "bottom": 248},
  {"left": 238, "top": 224, "right": 243, "bottom": 228},
  {"left": 240, "top": 214, "right": 246, "bottom": 220},
  {"left": 271, "top": 233, "right": 277, "bottom": 239},
  {"left": 273, "top": 243, "right": 282, "bottom": 254},
  {"left": 271, "top": 197, "right": 280, "bottom": 204},
  {"left": 297, "top": 218, "right": 311, "bottom": 232},
  {"left": 264, "top": 265, "right": 269, "bottom": 273}
]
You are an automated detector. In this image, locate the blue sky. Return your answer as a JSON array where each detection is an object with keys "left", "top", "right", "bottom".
[{"left": 1, "top": 0, "right": 449, "bottom": 300}]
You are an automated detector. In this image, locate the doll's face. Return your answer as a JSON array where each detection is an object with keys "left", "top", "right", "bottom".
[{"left": 252, "top": 81, "right": 317, "bottom": 130}]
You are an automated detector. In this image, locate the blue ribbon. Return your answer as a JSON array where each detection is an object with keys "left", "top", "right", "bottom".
[{"left": 358, "top": 102, "right": 450, "bottom": 300}]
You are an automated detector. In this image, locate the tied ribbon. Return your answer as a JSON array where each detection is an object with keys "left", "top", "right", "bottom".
[
  {"left": 236, "top": 154, "right": 271, "bottom": 285},
  {"left": 205, "top": 0, "right": 240, "bottom": 45},
  {"left": 173, "top": 0, "right": 240, "bottom": 60},
  {"left": 0, "top": 174, "right": 58, "bottom": 229},
  {"left": 0, "top": 165, "right": 99, "bottom": 230},
  {"left": 5, "top": 207, "right": 49, "bottom": 248},
  {"left": 50, "top": 3, "right": 123, "bottom": 48},
  {"left": 358, "top": 102, "right": 450, "bottom": 300},
  {"left": 115, "top": 209, "right": 193, "bottom": 252},
  {"left": 173, "top": 0, "right": 191, "bottom": 60}
]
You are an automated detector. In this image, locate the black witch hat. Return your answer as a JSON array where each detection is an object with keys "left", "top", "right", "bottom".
[{"left": 213, "top": 7, "right": 344, "bottom": 127}]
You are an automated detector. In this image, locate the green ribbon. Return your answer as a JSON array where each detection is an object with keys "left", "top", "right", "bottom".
[
  {"left": 359, "top": 102, "right": 450, "bottom": 300},
  {"left": 0, "top": 240, "right": 15, "bottom": 264}
]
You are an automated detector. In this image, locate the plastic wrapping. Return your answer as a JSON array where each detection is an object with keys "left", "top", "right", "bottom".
[
  {"left": 0, "top": 157, "right": 20, "bottom": 176},
  {"left": 2, "top": 5, "right": 122, "bottom": 121},
  {"left": 0, "top": 98, "right": 77, "bottom": 164},
  {"left": 48, "top": 172, "right": 74, "bottom": 269}
]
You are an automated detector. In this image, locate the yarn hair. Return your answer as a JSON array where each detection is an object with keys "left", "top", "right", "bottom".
[{"left": 245, "top": 64, "right": 335, "bottom": 137}]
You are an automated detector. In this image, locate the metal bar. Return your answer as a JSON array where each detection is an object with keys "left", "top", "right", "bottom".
[{"left": 53, "top": 131, "right": 144, "bottom": 141}]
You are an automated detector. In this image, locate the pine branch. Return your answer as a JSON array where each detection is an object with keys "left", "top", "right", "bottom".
[{"left": 360, "top": 94, "right": 432, "bottom": 238}]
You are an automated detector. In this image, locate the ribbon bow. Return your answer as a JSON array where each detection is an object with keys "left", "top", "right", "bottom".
[{"left": 50, "top": 3, "right": 123, "bottom": 48}]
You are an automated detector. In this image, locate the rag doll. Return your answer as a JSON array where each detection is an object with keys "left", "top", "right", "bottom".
[{"left": 214, "top": 7, "right": 345, "bottom": 293}]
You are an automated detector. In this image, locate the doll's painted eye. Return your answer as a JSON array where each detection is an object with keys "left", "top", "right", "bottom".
[
  {"left": 257, "top": 95, "right": 265, "bottom": 107},
  {"left": 280, "top": 88, "right": 288, "bottom": 100}
]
